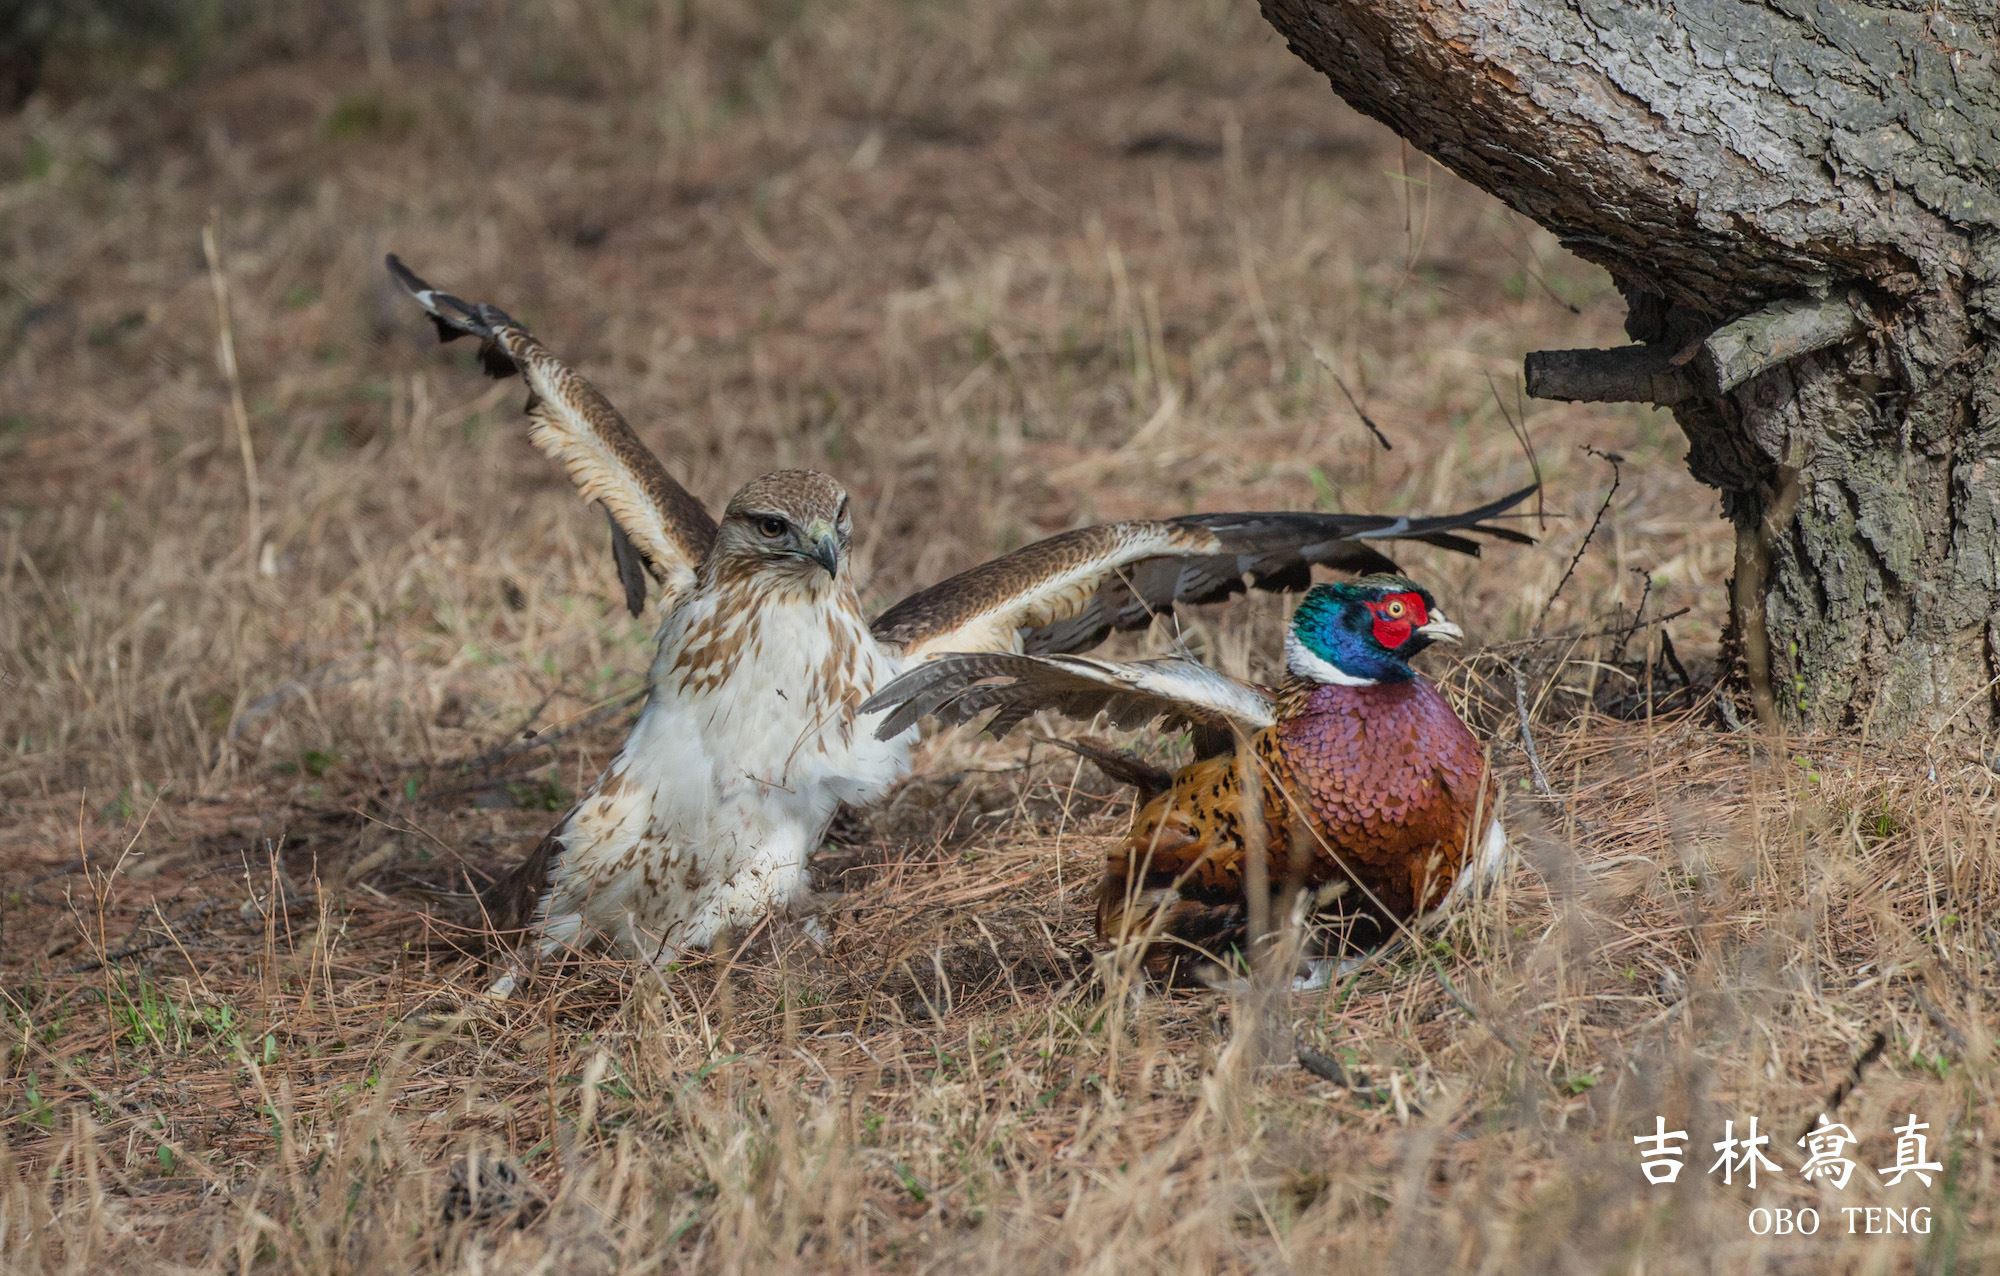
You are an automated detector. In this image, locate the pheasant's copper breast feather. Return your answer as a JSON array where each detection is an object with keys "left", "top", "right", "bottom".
[
  {"left": 1265, "top": 678, "right": 1488, "bottom": 916},
  {"left": 1099, "top": 676, "right": 1491, "bottom": 959}
]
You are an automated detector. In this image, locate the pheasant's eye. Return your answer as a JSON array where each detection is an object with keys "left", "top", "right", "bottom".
[
  {"left": 1384, "top": 599, "right": 1406, "bottom": 619},
  {"left": 757, "top": 516, "right": 788, "bottom": 539}
]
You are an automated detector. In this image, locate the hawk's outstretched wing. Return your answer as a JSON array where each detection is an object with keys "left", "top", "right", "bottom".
[
  {"left": 864, "top": 652, "right": 1276, "bottom": 742},
  {"left": 870, "top": 485, "right": 1535, "bottom": 660},
  {"left": 387, "top": 256, "right": 716, "bottom": 614}
]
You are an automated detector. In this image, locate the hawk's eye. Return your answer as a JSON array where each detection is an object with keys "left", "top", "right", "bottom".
[{"left": 756, "top": 516, "right": 788, "bottom": 539}]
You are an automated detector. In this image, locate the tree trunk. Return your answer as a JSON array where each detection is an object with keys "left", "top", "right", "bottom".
[{"left": 1258, "top": 0, "right": 2000, "bottom": 735}]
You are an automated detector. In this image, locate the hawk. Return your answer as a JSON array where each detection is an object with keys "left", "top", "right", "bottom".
[
  {"left": 863, "top": 576, "right": 1504, "bottom": 984},
  {"left": 387, "top": 257, "right": 1533, "bottom": 975}
]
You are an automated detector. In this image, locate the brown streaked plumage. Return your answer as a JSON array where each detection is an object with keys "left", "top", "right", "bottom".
[
  {"left": 387, "top": 255, "right": 716, "bottom": 615},
  {"left": 387, "top": 257, "right": 1529, "bottom": 982},
  {"left": 866, "top": 652, "right": 1277, "bottom": 743}
]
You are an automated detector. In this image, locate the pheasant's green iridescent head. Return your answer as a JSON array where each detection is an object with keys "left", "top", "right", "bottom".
[{"left": 1285, "top": 575, "right": 1462, "bottom": 685}]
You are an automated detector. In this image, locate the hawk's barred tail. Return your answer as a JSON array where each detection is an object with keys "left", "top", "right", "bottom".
[
  {"left": 386, "top": 254, "right": 522, "bottom": 380},
  {"left": 479, "top": 818, "right": 565, "bottom": 941}
]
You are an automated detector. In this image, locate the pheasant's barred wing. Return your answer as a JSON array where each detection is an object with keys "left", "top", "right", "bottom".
[
  {"left": 863, "top": 652, "right": 1277, "bottom": 741},
  {"left": 871, "top": 485, "right": 1536, "bottom": 659},
  {"left": 387, "top": 256, "right": 717, "bottom": 614}
]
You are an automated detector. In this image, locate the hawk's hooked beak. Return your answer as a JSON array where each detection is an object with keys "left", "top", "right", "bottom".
[
  {"left": 1417, "top": 612, "right": 1464, "bottom": 645},
  {"left": 802, "top": 523, "right": 841, "bottom": 578}
]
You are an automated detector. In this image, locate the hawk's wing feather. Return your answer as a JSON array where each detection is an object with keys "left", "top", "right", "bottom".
[
  {"left": 863, "top": 652, "right": 1276, "bottom": 742},
  {"left": 607, "top": 513, "right": 653, "bottom": 619},
  {"left": 872, "top": 485, "right": 1536, "bottom": 659},
  {"left": 388, "top": 255, "right": 716, "bottom": 614}
]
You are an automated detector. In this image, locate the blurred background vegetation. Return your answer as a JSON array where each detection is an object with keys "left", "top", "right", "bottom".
[{"left": 6, "top": 0, "right": 831, "bottom": 110}]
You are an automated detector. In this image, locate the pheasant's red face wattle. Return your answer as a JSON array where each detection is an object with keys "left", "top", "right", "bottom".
[{"left": 1364, "top": 591, "right": 1429, "bottom": 651}]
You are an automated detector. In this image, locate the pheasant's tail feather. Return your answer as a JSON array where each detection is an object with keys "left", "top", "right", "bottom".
[
  {"left": 1389, "top": 483, "right": 1541, "bottom": 550},
  {"left": 875, "top": 484, "right": 1540, "bottom": 660},
  {"left": 1043, "top": 736, "right": 1174, "bottom": 800}
]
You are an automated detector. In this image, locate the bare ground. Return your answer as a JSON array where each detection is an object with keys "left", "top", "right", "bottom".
[{"left": 1, "top": 2, "right": 1993, "bottom": 1271}]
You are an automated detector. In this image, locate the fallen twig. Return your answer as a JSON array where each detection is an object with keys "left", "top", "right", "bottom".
[
  {"left": 1511, "top": 665, "right": 1555, "bottom": 800},
  {"left": 1483, "top": 605, "right": 1691, "bottom": 655},
  {"left": 1329, "top": 371, "right": 1392, "bottom": 450},
  {"left": 1798, "top": 1029, "right": 1886, "bottom": 1141},
  {"left": 1608, "top": 568, "right": 1654, "bottom": 665},
  {"left": 1533, "top": 446, "right": 1621, "bottom": 633},
  {"left": 66, "top": 900, "right": 226, "bottom": 975},
  {"left": 202, "top": 215, "right": 261, "bottom": 559},
  {"left": 1296, "top": 1045, "right": 1393, "bottom": 1106}
]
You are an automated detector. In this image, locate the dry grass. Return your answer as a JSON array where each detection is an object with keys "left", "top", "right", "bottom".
[{"left": 1, "top": 2, "right": 1993, "bottom": 1271}]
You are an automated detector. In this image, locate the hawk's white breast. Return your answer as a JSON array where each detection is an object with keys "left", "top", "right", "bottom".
[{"left": 535, "top": 585, "right": 909, "bottom": 962}]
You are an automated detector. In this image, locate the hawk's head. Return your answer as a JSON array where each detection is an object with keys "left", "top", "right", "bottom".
[{"left": 710, "top": 470, "right": 853, "bottom": 589}]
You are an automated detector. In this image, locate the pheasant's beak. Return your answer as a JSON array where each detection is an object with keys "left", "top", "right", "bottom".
[
  {"left": 804, "top": 523, "right": 841, "bottom": 578},
  {"left": 1417, "top": 612, "right": 1464, "bottom": 645}
]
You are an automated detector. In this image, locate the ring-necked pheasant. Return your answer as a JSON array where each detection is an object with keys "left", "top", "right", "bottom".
[{"left": 863, "top": 575, "right": 1504, "bottom": 981}]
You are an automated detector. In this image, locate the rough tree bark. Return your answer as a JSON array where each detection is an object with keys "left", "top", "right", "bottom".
[{"left": 1259, "top": 0, "right": 2000, "bottom": 736}]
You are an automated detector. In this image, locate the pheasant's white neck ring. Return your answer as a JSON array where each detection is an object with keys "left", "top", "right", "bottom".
[{"left": 1285, "top": 629, "right": 1380, "bottom": 687}]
